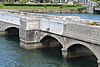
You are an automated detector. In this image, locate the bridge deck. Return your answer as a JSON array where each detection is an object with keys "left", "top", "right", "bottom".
[{"left": 0, "top": 11, "right": 21, "bottom": 25}]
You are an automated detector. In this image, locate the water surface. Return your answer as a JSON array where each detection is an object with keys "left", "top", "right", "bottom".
[
  {"left": 50, "top": 13, "right": 100, "bottom": 21},
  {"left": 0, "top": 35, "right": 97, "bottom": 67}
]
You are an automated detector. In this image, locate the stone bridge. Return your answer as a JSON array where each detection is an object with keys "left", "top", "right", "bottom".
[
  {"left": 87, "top": 1, "right": 100, "bottom": 13},
  {"left": 0, "top": 11, "right": 20, "bottom": 35},
  {"left": 0, "top": 11, "right": 100, "bottom": 67}
]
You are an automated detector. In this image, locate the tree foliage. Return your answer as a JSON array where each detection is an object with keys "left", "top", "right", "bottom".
[{"left": 92, "top": 0, "right": 100, "bottom": 2}]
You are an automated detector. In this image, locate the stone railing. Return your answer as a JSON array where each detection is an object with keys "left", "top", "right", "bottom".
[
  {"left": 64, "top": 23, "right": 100, "bottom": 45},
  {"left": 0, "top": 11, "right": 20, "bottom": 25},
  {"left": 1, "top": 10, "right": 98, "bottom": 25}
]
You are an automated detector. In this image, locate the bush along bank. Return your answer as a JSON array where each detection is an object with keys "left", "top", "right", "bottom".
[{"left": 3, "top": 3, "right": 81, "bottom": 7}]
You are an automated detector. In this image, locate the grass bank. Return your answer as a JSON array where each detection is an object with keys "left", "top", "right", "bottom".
[{"left": 0, "top": 3, "right": 87, "bottom": 13}]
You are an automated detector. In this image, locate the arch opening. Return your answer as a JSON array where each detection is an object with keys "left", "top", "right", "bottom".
[
  {"left": 40, "top": 35, "right": 63, "bottom": 59},
  {"left": 40, "top": 35, "right": 62, "bottom": 48},
  {"left": 94, "top": 10, "right": 100, "bottom": 14},
  {"left": 67, "top": 44, "right": 97, "bottom": 61},
  {"left": 5, "top": 27, "right": 19, "bottom": 35}
]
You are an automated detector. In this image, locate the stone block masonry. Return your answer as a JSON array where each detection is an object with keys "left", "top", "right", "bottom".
[{"left": 0, "top": 11, "right": 100, "bottom": 67}]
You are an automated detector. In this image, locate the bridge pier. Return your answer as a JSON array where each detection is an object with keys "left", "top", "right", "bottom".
[
  {"left": 0, "top": 31, "right": 6, "bottom": 35},
  {"left": 98, "top": 60, "right": 100, "bottom": 67},
  {"left": 20, "top": 40, "right": 43, "bottom": 49},
  {"left": 61, "top": 48, "right": 68, "bottom": 59},
  {"left": 19, "top": 30, "right": 45, "bottom": 49}
]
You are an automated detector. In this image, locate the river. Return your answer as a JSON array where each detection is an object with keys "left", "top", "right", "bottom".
[
  {"left": 0, "top": 13, "right": 99, "bottom": 67},
  {"left": 0, "top": 35, "right": 98, "bottom": 67},
  {"left": 49, "top": 13, "right": 100, "bottom": 21}
]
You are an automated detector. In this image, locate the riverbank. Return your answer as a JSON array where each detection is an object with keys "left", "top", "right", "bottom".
[
  {"left": 0, "top": 9, "right": 87, "bottom": 14},
  {"left": 0, "top": 4, "right": 87, "bottom": 13},
  {"left": 17, "top": 9, "right": 87, "bottom": 14}
]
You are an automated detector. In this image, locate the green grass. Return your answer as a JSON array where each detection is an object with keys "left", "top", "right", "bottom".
[
  {"left": 0, "top": 5, "right": 83, "bottom": 10},
  {"left": 0, "top": 4, "right": 86, "bottom": 13}
]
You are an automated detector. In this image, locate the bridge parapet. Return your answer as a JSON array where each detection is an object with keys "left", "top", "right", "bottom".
[
  {"left": 64, "top": 23, "right": 100, "bottom": 45},
  {"left": 1, "top": 11, "right": 96, "bottom": 25},
  {"left": 0, "top": 11, "right": 21, "bottom": 25}
]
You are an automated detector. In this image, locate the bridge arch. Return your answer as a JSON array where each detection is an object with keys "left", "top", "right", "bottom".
[
  {"left": 5, "top": 27, "right": 19, "bottom": 35},
  {"left": 40, "top": 35, "right": 63, "bottom": 48},
  {"left": 65, "top": 41, "right": 98, "bottom": 60}
]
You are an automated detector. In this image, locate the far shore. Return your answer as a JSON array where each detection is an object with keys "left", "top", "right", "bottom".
[
  {"left": 0, "top": 4, "right": 87, "bottom": 14},
  {"left": 0, "top": 9, "right": 87, "bottom": 14},
  {"left": 18, "top": 9, "right": 87, "bottom": 14}
]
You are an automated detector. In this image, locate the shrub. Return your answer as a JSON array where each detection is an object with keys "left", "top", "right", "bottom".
[
  {"left": 64, "top": 4, "right": 81, "bottom": 7},
  {"left": 3, "top": 3, "right": 64, "bottom": 6},
  {"left": 44, "top": 4, "right": 47, "bottom": 7},
  {"left": 77, "top": 7, "right": 86, "bottom": 12},
  {"left": 87, "top": 22, "right": 100, "bottom": 26},
  {"left": 0, "top": 4, "right": 3, "bottom": 8},
  {"left": 3, "top": 3, "right": 82, "bottom": 7}
]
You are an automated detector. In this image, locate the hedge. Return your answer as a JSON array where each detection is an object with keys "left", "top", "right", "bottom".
[
  {"left": 3, "top": 3, "right": 82, "bottom": 7},
  {"left": 4, "top": 3, "right": 63, "bottom": 6}
]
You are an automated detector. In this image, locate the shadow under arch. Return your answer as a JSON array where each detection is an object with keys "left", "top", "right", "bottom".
[
  {"left": 39, "top": 35, "right": 64, "bottom": 61},
  {"left": 40, "top": 35, "right": 62, "bottom": 48},
  {"left": 67, "top": 44, "right": 97, "bottom": 61},
  {"left": 5, "top": 27, "right": 19, "bottom": 35}
]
